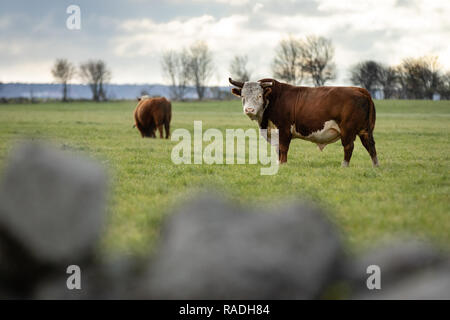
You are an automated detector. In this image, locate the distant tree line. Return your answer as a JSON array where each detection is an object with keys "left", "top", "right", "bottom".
[
  {"left": 50, "top": 36, "right": 450, "bottom": 102},
  {"left": 269, "top": 36, "right": 449, "bottom": 100},
  {"left": 51, "top": 59, "right": 111, "bottom": 102},
  {"left": 160, "top": 35, "right": 338, "bottom": 101},
  {"left": 350, "top": 56, "right": 450, "bottom": 99}
]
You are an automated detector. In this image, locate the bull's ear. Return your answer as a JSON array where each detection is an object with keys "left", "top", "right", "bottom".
[
  {"left": 137, "top": 97, "right": 141, "bottom": 101},
  {"left": 264, "top": 88, "right": 272, "bottom": 99},
  {"left": 231, "top": 88, "right": 242, "bottom": 97}
]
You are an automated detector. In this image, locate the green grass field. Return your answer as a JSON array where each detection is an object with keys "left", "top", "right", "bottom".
[{"left": 0, "top": 99, "right": 449, "bottom": 255}]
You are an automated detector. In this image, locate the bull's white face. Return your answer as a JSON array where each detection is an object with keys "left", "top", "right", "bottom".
[{"left": 241, "top": 82, "right": 265, "bottom": 120}]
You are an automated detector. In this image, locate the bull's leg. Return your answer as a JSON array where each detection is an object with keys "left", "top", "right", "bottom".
[
  {"left": 279, "top": 130, "right": 292, "bottom": 164},
  {"left": 135, "top": 122, "right": 146, "bottom": 138},
  {"left": 149, "top": 127, "right": 156, "bottom": 138},
  {"left": 164, "top": 121, "right": 170, "bottom": 139},
  {"left": 279, "top": 146, "right": 289, "bottom": 163},
  {"left": 341, "top": 132, "right": 356, "bottom": 167},
  {"left": 157, "top": 125, "right": 164, "bottom": 139},
  {"left": 359, "top": 131, "right": 379, "bottom": 167}
]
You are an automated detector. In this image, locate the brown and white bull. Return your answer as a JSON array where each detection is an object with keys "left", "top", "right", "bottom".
[{"left": 229, "top": 78, "right": 378, "bottom": 167}]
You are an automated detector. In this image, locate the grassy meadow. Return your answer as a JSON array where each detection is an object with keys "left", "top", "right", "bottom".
[{"left": 0, "top": 99, "right": 449, "bottom": 255}]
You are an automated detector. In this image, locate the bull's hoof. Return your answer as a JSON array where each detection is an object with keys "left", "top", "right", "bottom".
[
  {"left": 341, "top": 160, "right": 349, "bottom": 168},
  {"left": 372, "top": 157, "right": 379, "bottom": 168}
]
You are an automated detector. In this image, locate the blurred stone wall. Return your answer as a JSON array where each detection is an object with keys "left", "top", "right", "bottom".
[{"left": 0, "top": 142, "right": 448, "bottom": 299}]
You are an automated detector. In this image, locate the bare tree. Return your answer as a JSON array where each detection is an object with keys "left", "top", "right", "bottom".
[
  {"left": 188, "top": 41, "right": 214, "bottom": 100},
  {"left": 349, "top": 60, "right": 384, "bottom": 96},
  {"left": 379, "top": 65, "right": 399, "bottom": 99},
  {"left": 229, "top": 55, "right": 252, "bottom": 82},
  {"left": 51, "top": 59, "right": 76, "bottom": 102},
  {"left": 161, "top": 50, "right": 190, "bottom": 101},
  {"left": 79, "top": 60, "right": 111, "bottom": 102},
  {"left": 393, "top": 65, "right": 408, "bottom": 99},
  {"left": 300, "top": 36, "right": 336, "bottom": 86},
  {"left": 398, "top": 56, "right": 441, "bottom": 99},
  {"left": 438, "top": 71, "right": 450, "bottom": 100},
  {"left": 272, "top": 36, "right": 303, "bottom": 85},
  {"left": 398, "top": 58, "right": 423, "bottom": 99}
]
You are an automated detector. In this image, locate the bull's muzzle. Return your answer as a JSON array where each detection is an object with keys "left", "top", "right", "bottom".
[{"left": 244, "top": 107, "right": 255, "bottom": 114}]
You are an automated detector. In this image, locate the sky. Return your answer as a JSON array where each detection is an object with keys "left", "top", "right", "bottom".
[{"left": 0, "top": 0, "right": 449, "bottom": 86}]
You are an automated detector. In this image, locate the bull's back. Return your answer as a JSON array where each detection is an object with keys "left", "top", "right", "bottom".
[
  {"left": 300, "top": 87, "right": 371, "bottom": 115},
  {"left": 134, "top": 97, "right": 171, "bottom": 127},
  {"left": 294, "top": 86, "right": 373, "bottom": 134}
]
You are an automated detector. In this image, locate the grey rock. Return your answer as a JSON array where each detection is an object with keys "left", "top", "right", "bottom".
[
  {"left": 0, "top": 225, "right": 39, "bottom": 294},
  {"left": 33, "top": 257, "right": 149, "bottom": 300},
  {"left": 147, "top": 194, "right": 344, "bottom": 299},
  {"left": 353, "top": 259, "right": 450, "bottom": 299},
  {"left": 345, "top": 240, "right": 446, "bottom": 298},
  {"left": 0, "top": 141, "right": 106, "bottom": 268},
  {"left": 0, "top": 286, "right": 22, "bottom": 300}
]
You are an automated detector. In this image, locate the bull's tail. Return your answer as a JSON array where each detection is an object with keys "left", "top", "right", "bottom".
[
  {"left": 360, "top": 95, "right": 378, "bottom": 167},
  {"left": 368, "top": 96, "right": 376, "bottom": 133}
]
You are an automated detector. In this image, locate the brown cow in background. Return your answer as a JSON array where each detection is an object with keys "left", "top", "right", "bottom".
[{"left": 133, "top": 96, "right": 172, "bottom": 139}]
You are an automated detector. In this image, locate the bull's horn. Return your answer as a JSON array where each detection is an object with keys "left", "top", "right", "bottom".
[
  {"left": 229, "top": 77, "right": 244, "bottom": 88},
  {"left": 260, "top": 81, "right": 273, "bottom": 88}
]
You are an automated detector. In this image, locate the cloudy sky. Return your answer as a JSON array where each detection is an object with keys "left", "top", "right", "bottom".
[{"left": 1, "top": 0, "right": 449, "bottom": 85}]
